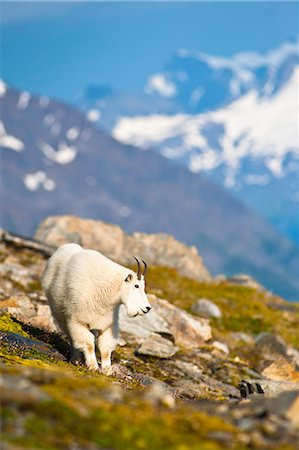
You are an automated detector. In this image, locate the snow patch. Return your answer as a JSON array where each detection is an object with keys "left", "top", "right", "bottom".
[
  {"left": 113, "top": 67, "right": 299, "bottom": 181},
  {"left": 0, "top": 121, "right": 24, "bottom": 152},
  {"left": 39, "top": 141, "right": 77, "bottom": 165},
  {"left": 24, "top": 171, "right": 56, "bottom": 192},
  {"left": 0, "top": 80, "right": 7, "bottom": 97},
  {"left": 17, "top": 91, "right": 31, "bottom": 110},
  {"left": 66, "top": 127, "right": 80, "bottom": 141},
  {"left": 266, "top": 158, "right": 284, "bottom": 177},
  {"left": 145, "top": 73, "right": 177, "bottom": 98},
  {"left": 44, "top": 114, "right": 55, "bottom": 126},
  {"left": 86, "top": 109, "right": 101, "bottom": 122},
  {"left": 113, "top": 114, "right": 187, "bottom": 149},
  {"left": 189, "top": 149, "right": 219, "bottom": 173}
]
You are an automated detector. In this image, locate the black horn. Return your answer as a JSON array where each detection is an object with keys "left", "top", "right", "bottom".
[
  {"left": 133, "top": 256, "right": 142, "bottom": 280},
  {"left": 142, "top": 260, "right": 147, "bottom": 278}
]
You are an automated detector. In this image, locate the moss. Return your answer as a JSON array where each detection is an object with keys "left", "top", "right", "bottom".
[
  {"left": 2, "top": 363, "right": 239, "bottom": 450},
  {"left": 147, "top": 267, "right": 299, "bottom": 349},
  {"left": 26, "top": 279, "right": 42, "bottom": 292},
  {"left": 0, "top": 313, "right": 29, "bottom": 337}
]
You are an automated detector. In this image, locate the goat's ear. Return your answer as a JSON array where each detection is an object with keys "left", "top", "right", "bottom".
[{"left": 125, "top": 274, "right": 133, "bottom": 282}]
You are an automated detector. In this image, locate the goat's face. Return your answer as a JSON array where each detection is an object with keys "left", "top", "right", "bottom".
[{"left": 120, "top": 268, "right": 151, "bottom": 318}]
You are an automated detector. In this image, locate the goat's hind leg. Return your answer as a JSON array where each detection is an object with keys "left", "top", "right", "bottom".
[{"left": 67, "top": 321, "right": 98, "bottom": 371}]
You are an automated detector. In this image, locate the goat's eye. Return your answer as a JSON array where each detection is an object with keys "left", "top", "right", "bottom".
[{"left": 134, "top": 284, "right": 139, "bottom": 289}]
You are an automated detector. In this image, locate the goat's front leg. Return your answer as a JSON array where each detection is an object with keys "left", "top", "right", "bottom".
[{"left": 97, "top": 327, "right": 117, "bottom": 374}]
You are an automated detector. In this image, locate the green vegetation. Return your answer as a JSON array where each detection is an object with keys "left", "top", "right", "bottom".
[
  {"left": 1, "top": 246, "right": 299, "bottom": 450},
  {"left": 2, "top": 363, "right": 238, "bottom": 450},
  {"left": 0, "top": 312, "right": 29, "bottom": 337},
  {"left": 147, "top": 266, "right": 299, "bottom": 348}
]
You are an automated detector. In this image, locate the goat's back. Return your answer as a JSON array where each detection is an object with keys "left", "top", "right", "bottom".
[{"left": 42, "top": 243, "right": 82, "bottom": 293}]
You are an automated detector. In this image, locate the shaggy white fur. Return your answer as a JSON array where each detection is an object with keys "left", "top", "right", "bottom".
[{"left": 42, "top": 243, "right": 151, "bottom": 372}]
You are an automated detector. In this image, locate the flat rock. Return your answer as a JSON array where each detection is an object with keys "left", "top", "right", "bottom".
[
  {"left": 171, "top": 360, "right": 203, "bottom": 380},
  {"left": 244, "top": 378, "right": 299, "bottom": 397},
  {"left": 0, "top": 331, "right": 65, "bottom": 361},
  {"left": 226, "top": 274, "right": 263, "bottom": 290},
  {"left": 192, "top": 298, "right": 222, "bottom": 319},
  {"left": 262, "top": 359, "right": 299, "bottom": 382},
  {"left": 136, "top": 333, "right": 178, "bottom": 358},
  {"left": 212, "top": 341, "right": 230, "bottom": 355}
]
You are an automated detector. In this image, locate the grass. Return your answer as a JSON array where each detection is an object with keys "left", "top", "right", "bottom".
[{"left": 146, "top": 266, "right": 299, "bottom": 348}]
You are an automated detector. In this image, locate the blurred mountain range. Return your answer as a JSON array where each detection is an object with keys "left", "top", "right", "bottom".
[
  {"left": 78, "top": 39, "right": 299, "bottom": 245},
  {"left": 0, "top": 81, "right": 299, "bottom": 299}
]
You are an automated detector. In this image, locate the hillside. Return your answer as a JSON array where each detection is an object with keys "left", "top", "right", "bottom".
[
  {"left": 0, "top": 84, "right": 299, "bottom": 299},
  {"left": 82, "top": 40, "right": 299, "bottom": 244},
  {"left": 0, "top": 227, "right": 299, "bottom": 449}
]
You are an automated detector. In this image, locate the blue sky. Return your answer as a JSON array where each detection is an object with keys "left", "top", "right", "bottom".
[{"left": 1, "top": 1, "right": 298, "bottom": 102}]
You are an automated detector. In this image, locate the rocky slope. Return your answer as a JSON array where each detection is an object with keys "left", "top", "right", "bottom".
[
  {"left": 1, "top": 84, "right": 299, "bottom": 299},
  {"left": 1, "top": 222, "right": 299, "bottom": 449}
]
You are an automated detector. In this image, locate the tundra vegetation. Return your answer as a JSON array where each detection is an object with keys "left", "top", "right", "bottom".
[{"left": 0, "top": 236, "right": 299, "bottom": 450}]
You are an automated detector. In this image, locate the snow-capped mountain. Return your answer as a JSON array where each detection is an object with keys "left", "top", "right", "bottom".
[
  {"left": 79, "top": 39, "right": 299, "bottom": 244},
  {"left": 1, "top": 82, "right": 299, "bottom": 300}
]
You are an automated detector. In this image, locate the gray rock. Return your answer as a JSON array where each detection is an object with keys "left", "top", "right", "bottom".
[
  {"left": 243, "top": 378, "right": 299, "bottom": 397},
  {"left": 255, "top": 333, "right": 288, "bottom": 358},
  {"left": 0, "top": 331, "right": 65, "bottom": 361},
  {"left": 212, "top": 341, "right": 230, "bottom": 355},
  {"left": 172, "top": 360, "right": 203, "bottom": 380},
  {"left": 227, "top": 273, "right": 263, "bottom": 290},
  {"left": 119, "top": 303, "right": 171, "bottom": 344},
  {"left": 151, "top": 295, "right": 212, "bottom": 348},
  {"left": 191, "top": 298, "right": 222, "bottom": 319},
  {"left": 0, "top": 294, "right": 57, "bottom": 332},
  {"left": 136, "top": 333, "right": 178, "bottom": 358},
  {"left": 35, "top": 215, "right": 211, "bottom": 281},
  {"left": 119, "top": 294, "right": 212, "bottom": 349},
  {"left": 144, "top": 382, "right": 175, "bottom": 408}
]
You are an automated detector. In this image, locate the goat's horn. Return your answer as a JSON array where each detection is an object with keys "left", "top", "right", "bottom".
[
  {"left": 133, "top": 256, "right": 142, "bottom": 280},
  {"left": 142, "top": 260, "right": 147, "bottom": 278}
]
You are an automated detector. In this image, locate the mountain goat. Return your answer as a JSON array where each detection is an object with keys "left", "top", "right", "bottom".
[{"left": 42, "top": 243, "right": 151, "bottom": 372}]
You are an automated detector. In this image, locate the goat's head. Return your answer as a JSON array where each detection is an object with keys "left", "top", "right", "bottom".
[{"left": 120, "top": 257, "right": 151, "bottom": 318}]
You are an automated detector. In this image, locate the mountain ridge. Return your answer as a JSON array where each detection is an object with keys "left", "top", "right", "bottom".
[
  {"left": 78, "top": 39, "right": 299, "bottom": 244},
  {"left": 0, "top": 82, "right": 299, "bottom": 299}
]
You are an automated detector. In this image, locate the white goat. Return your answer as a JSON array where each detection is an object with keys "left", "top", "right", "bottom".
[{"left": 42, "top": 243, "right": 151, "bottom": 372}]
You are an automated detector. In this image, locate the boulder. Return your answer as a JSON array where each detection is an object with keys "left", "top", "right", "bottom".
[
  {"left": 262, "top": 359, "right": 299, "bottom": 382},
  {"left": 285, "top": 392, "right": 299, "bottom": 427},
  {"left": 255, "top": 333, "right": 288, "bottom": 359},
  {"left": 136, "top": 333, "right": 178, "bottom": 358},
  {"left": 151, "top": 295, "right": 212, "bottom": 348},
  {"left": 119, "top": 303, "right": 171, "bottom": 344},
  {"left": 226, "top": 274, "right": 263, "bottom": 290},
  {"left": 35, "top": 215, "right": 211, "bottom": 281},
  {"left": 171, "top": 360, "right": 203, "bottom": 380},
  {"left": 120, "top": 295, "right": 212, "bottom": 349},
  {"left": 192, "top": 298, "right": 222, "bottom": 319},
  {"left": 0, "top": 294, "right": 57, "bottom": 332},
  {"left": 212, "top": 341, "right": 229, "bottom": 355}
]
